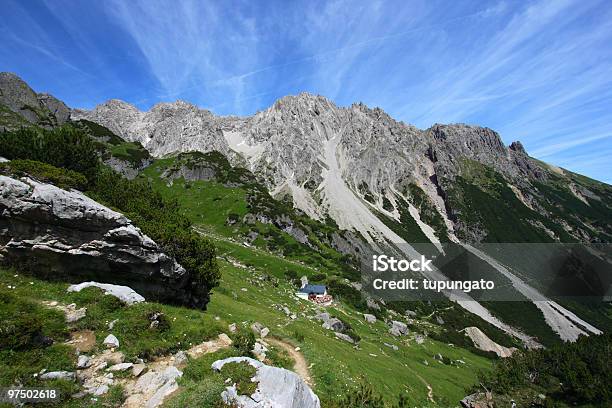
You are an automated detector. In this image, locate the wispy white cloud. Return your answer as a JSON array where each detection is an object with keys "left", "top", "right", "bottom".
[
  {"left": 531, "top": 132, "right": 612, "bottom": 157},
  {"left": 5, "top": 31, "right": 88, "bottom": 76},
  {"left": 2, "top": 0, "right": 611, "bottom": 182},
  {"left": 102, "top": 0, "right": 263, "bottom": 110}
]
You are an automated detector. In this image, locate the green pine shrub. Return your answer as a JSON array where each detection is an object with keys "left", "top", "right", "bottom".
[{"left": 0, "top": 159, "right": 88, "bottom": 190}]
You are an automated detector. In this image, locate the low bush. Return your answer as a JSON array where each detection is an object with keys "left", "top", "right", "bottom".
[
  {"left": 220, "top": 361, "right": 258, "bottom": 395},
  {"left": 292, "top": 329, "right": 305, "bottom": 343},
  {"left": 326, "top": 378, "right": 411, "bottom": 408},
  {"left": 309, "top": 273, "right": 327, "bottom": 282},
  {"left": 146, "top": 310, "right": 170, "bottom": 332},
  {"left": 0, "top": 126, "right": 100, "bottom": 182},
  {"left": 167, "top": 348, "right": 240, "bottom": 408},
  {"left": 266, "top": 346, "right": 293, "bottom": 369},
  {"left": 0, "top": 159, "right": 88, "bottom": 190},
  {"left": 326, "top": 278, "right": 366, "bottom": 311},
  {"left": 478, "top": 333, "right": 612, "bottom": 406},
  {"left": 231, "top": 330, "right": 256, "bottom": 356}
]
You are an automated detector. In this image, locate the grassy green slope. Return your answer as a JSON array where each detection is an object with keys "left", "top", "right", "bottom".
[
  {"left": 0, "top": 267, "right": 226, "bottom": 407},
  {"left": 134, "top": 154, "right": 499, "bottom": 405},
  {"left": 442, "top": 159, "right": 612, "bottom": 345},
  {"left": 445, "top": 160, "right": 562, "bottom": 243},
  {"left": 139, "top": 153, "right": 359, "bottom": 280},
  {"left": 446, "top": 159, "right": 612, "bottom": 244},
  {"left": 0, "top": 253, "right": 492, "bottom": 407},
  {"left": 207, "top": 254, "right": 493, "bottom": 406}
]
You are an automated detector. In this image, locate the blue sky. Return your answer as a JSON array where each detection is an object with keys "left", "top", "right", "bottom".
[{"left": 1, "top": 0, "right": 611, "bottom": 183}]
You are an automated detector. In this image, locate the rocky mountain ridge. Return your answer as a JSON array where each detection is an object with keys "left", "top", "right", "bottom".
[
  {"left": 72, "top": 99, "right": 240, "bottom": 163},
  {"left": 71, "top": 89, "right": 609, "bottom": 245}
]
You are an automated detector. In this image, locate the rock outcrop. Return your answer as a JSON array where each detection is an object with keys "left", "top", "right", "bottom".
[
  {"left": 316, "top": 312, "right": 345, "bottom": 332},
  {"left": 462, "top": 327, "right": 517, "bottom": 358},
  {"left": 389, "top": 320, "right": 409, "bottom": 336},
  {"left": 363, "top": 313, "right": 377, "bottom": 323},
  {"left": 0, "top": 175, "right": 206, "bottom": 307},
  {"left": 37, "top": 93, "right": 71, "bottom": 124},
  {"left": 460, "top": 392, "right": 494, "bottom": 408},
  {"left": 0, "top": 72, "right": 69, "bottom": 129},
  {"left": 211, "top": 357, "right": 320, "bottom": 408}
]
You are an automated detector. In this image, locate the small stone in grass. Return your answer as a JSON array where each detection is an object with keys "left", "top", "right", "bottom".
[
  {"left": 107, "top": 362, "right": 133, "bottom": 372},
  {"left": 77, "top": 355, "right": 91, "bottom": 369},
  {"left": 103, "top": 334, "right": 119, "bottom": 348}
]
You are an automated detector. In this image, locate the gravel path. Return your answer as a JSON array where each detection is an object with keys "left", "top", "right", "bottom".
[{"left": 266, "top": 337, "right": 313, "bottom": 387}]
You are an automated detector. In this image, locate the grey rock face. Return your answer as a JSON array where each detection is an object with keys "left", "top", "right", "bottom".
[
  {"left": 92, "top": 385, "right": 110, "bottom": 396},
  {"left": 212, "top": 356, "right": 320, "bottom": 408},
  {"left": 334, "top": 332, "right": 355, "bottom": 344},
  {"left": 462, "top": 326, "right": 517, "bottom": 358},
  {"left": 427, "top": 124, "right": 507, "bottom": 172},
  {"left": 107, "top": 362, "right": 133, "bottom": 372},
  {"left": 322, "top": 318, "right": 345, "bottom": 332},
  {"left": 172, "top": 351, "right": 188, "bottom": 366},
  {"left": 428, "top": 123, "right": 545, "bottom": 182},
  {"left": 366, "top": 298, "right": 381, "bottom": 311},
  {"left": 161, "top": 161, "right": 217, "bottom": 183},
  {"left": 77, "top": 355, "right": 92, "bottom": 369},
  {"left": 315, "top": 312, "right": 330, "bottom": 321},
  {"left": 131, "top": 366, "right": 183, "bottom": 408},
  {"left": 0, "top": 72, "right": 42, "bottom": 123},
  {"left": 384, "top": 342, "right": 399, "bottom": 351},
  {"left": 509, "top": 140, "right": 526, "bottom": 154},
  {"left": 460, "top": 392, "right": 493, "bottom": 408},
  {"left": 251, "top": 322, "right": 265, "bottom": 336},
  {"left": 37, "top": 93, "right": 70, "bottom": 124},
  {"left": 104, "top": 156, "right": 151, "bottom": 180},
  {"left": 132, "top": 363, "right": 146, "bottom": 377},
  {"left": 64, "top": 303, "right": 87, "bottom": 323},
  {"left": 252, "top": 341, "right": 268, "bottom": 360},
  {"left": 0, "top": 72, "right": 69, "bottom": 128},
  {"left": 71, "top": 100, "right": 240, "bottom": 162},
  {"left": 0, "top": 175, "right": 207, "bottom": 308}
]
